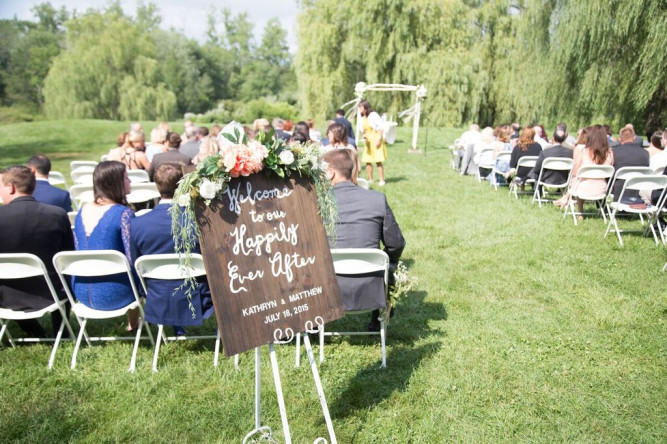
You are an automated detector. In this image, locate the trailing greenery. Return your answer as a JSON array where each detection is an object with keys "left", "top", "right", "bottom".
[
  {"left": 295, "top": 0, "right": 666, "bottom": 133},
  {"left": 0, "top": 121, "right": 665, "bottom": 442}
]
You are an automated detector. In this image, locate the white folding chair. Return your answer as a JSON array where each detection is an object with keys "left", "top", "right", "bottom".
[
  {"left": 70, "top": 161, "right": 98, "bottom": 171},
  {"left": 604, "top": 175, "right": 667, "bottom": 246},
  {"left": 0, "top": 254, "right": 76, "bottom": 369},
  {"left": 492, "top": 151, "right": 512, "bottom": 191},
  {"left": 134, "top": 253, "right": 236, "bottom": 372},
  {"left": 531, "top": 157, "right": 574, "bottom": 207},
  {"left": 53, "top": 250, "right": 154, "bottom": 372},
  {"left": 70, "top": 170, "right": 93, "bottom": 185},
  {"left": 297, "top": 248, "right": 390, "bottom": 368},
  {"left": 606, "top": 166, "right": 654, "bottom": 205},
  {"left": 127, "top": 169, "right": 150, "bottom": 184},
  {"left": 100, "top": 154, "right": 109, "bottom": 162},
  {"left": 48, "top": 171, "right": 69, "bottom": 190},
  {"left": 69, "top": 184, "right": 94, "bottom": 210},
  {"left": 67, "top": 211, "right": 77, "bottom": 229},
  {"left": 509, "top": 156, "right": 538, "bottom": 199},
  {"left": 135, "top": 209, "right": 152, "bottom": 217},
  {"left": 356, "top": 178, "right": 370, "bottom": 190},
  {"left": 475, "top": 148, "right": 495, "bottom": 183},
  {"left": 563, "top": 165, "right": 614, "bottom": 225},
  {"left": 126, "top": 182, "right": 160, "bottom": 207}
]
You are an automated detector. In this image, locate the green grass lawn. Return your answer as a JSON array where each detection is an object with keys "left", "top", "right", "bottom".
[{"left": 0, "top": 121, "right": 665, "bottom": 443}]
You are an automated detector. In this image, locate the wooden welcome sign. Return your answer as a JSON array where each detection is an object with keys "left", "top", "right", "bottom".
[{"left": 195, "top": 173, "right": 344, "bottom": 357}]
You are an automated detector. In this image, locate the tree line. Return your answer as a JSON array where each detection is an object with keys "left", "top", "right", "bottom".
[
  {"left": 0, "top": 1, "right": 295, "bottom": 122},
  {"left": 296, "top": 0, "right": 666, "bottom": 134}
]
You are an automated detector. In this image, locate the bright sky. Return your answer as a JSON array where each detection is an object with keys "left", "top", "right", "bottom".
[{"left": 0, "top": 0, "right": 298, "bottom": 50}]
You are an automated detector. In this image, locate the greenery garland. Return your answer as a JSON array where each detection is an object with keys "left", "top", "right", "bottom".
[{"left": 170, "top": 127, "right": 338, "bottom": 316}]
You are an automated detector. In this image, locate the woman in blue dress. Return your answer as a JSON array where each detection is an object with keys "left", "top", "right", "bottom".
[{"left": 73, "top": 161, "right": 138, "bottom": 328}]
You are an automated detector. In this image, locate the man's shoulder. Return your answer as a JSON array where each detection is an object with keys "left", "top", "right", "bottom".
[
  {"left": 544, "top": 145, "right": 573, "bottom": 158},
  {"left": 1, "top": 196, "right": 67, "bottom": 218},
  {"left": 335, "top": 183, "right": 386, "bottom": 203}
]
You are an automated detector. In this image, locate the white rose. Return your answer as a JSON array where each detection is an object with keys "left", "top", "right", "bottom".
[
  {"left": 279, "top": 150, "right": 295, "bottom": 165},
  {"left": 199, "top": 179, "right": 217, "bottom": 200},
  {"left": 178, "top": 193, "right": 191, "bottom": 207}
]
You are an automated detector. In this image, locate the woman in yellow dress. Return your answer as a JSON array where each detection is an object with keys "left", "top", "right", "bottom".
[{"left": 359, "top": 100, "right": 387, "bottom": 186}]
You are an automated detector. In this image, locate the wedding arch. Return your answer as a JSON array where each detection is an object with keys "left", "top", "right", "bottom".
[{"left": 340, "top": 82, "right": 427, "bottom": 152}]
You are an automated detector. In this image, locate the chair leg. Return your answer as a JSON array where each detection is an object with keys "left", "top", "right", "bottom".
[
  {"left": 380, "top": 320, "right": 386, "bottom": 369},
  {"left": 48, "top": 320, "right": 66, "bottom": 370},
  {"left": 152, "top": 324, "right": 164, "bottom": 373},
  {"left": 71, "top": 318, "right": 87, "bottom": 370},
  {"left": 129, "top": 318, "right": 143, "bottom": 373},
  {"left": 0, "top": 321, "right": 16, "bottom": 348},
  {"left": 213, "top": 328, "right": 221, "bottom": 368}
]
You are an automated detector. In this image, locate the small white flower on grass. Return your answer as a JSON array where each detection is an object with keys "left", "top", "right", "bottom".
[
  {"left": 199, "top": 179, "right": 217, "bottom": 200},
  {"left": 279, "top": 150, "right": 295, "bottom": 165}
]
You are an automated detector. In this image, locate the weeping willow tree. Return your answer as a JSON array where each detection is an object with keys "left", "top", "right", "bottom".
[{"left": 295, "top": 0, "right": 666, "bottom": 132}]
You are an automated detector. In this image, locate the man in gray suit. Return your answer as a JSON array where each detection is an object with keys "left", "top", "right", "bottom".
[
  {"left": 528, "top": 129, "right": 573, "bottom": 186},
  {"left": 323, "top": 149, "right": 405, "bottom": 330}
]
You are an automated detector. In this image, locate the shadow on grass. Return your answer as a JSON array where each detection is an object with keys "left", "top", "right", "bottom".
[{"left": 324, "top": 291, "right": 446, "bottom": 418}]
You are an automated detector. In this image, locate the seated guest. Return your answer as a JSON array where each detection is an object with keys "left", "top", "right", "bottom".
[
  {"left": 534, "top": 124, "right": 551, "bottom": 149},
  {"left": 324, "top": 149, "right": 405, "bottom": 331},
  {"left": 307, "top": 119, "right": 322, "bottom": 142},
  {"left": 149, "top": 132, "right": 191, "bottom": 180},
  {"left": 272, "top": 118, "right": 291, "bottom": 142},
  {"left": 130, "top": 164, "right": 213, "bottom": 335},
  {"left": 611, "top": 125, "right": 649, "bottom": 201},
  {"left": 528, "top": 129, "right": 573, "bottom": 185},
  {"left": 290, "top": 121, "right": 312, "bottom": 145},
  {"left": 323, "top": 122, "right": 360, "bottom": 180},
  {"left": 457, "top": 124, "right": 481, "bottom": 174},
  {"left": 490, "top": 125, "right": 512, "bottom": 185},
  {"left": 193, "top": 137, "right": 221, "bottom": 166},
  {"left": 145, "top": 127, "right": 168, "bottom": 162},
  {"left": 179, "top": 125, "right": 201, "bottom": 160},
  {"left": 108, "top": 130, "right": 150, "bottom": 170},
  {"left": 473, "top": 127, "right": 495, "bottom": 178},
  {"left": 0, "top": 165, "right": 74, "bottom": 337},
  {"left": 648, "top": 130, "right": 667, "bottom": 171},
  {"left": 333, "top": 109, "right": 355, "bottom": 144},
  {"left": 27, "top": 154, "right": 72, "bottom": 212},
  {"left": 508, "top": 126, "right": 542, "bottom": 185},
  {"left": 73, "top": 161, "right": 138, "bottom": 328}
]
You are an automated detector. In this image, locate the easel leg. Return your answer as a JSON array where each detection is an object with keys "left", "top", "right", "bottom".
[
  {"left": 303, "top": 333, "right": 338, "bottom": 444},
  {"left": 242, "top": 347, "right": 273, "bottom": 444},
  {"left": 269, "top": 343, "right": 292, "bottom": 444}
]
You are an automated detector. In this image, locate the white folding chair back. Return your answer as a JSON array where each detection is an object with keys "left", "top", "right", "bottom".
[
  {"left": 0, "top": 253, "right": 75, "bottom": 369},
  {"left": 532, "top": 157, "right": 574, "bottom": 207},
  {"left": 134, "top": 254, "right": 234, "bottom": 372},
  {"left": 127, "top": 169, "right": 150, "bottom": 184},
  {"left": 67, "top": 211, "right": 77, "bottom": 228},
  {"left": 135, "top": 209, "right": 152, "bottom": 217},
  {"left": 296, "top": 248, "right": 390, "bottom": 368},
  {"left": 606, "top": 166, "right": 654, "bottom": 201},
  {"left": 48, "top": 171, "right": 68, "bottom": 189},
  {"left": 356, "top": 178, "right": 370, "bottom": 190},
  {"left": 70, "top": 170, "right": 93, "bottom": 185},
  {"left": 604, "top": 175, "right": 667, "bottom": 246},
  {"left": 69, "top": 184, "right": 94, "bottom": 210},
  {"left": 70, "top": 161, "right": 98, "bottom": 170},
  {"left": 492, "top": 151, "right": 512, "bottom": 191},
  {"left": 100, "top": 154, "right": 109, "bottom": 162},
  {"left": 53, "top": 250, "right": 154, "bottom": 372},
  {"left": 509, "top": 156, "right": 538, "bottom": 198},
  {"left": 563, "top": 165, "right": 615, "bottom": 225},
  {"left": 126, "top": 182, "right": 160, "bottom": 206},
  {"left": 476, "top": 148, "right": 495, "bottom": 183}
]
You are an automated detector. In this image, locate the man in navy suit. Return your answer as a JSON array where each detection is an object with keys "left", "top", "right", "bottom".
[
  {"left": 0, "top": 165, "right": 74, "bottom": 337},
  {"left": 334, "top": 109, "right": 355, "bottom": 143},
  {"left": 130, "top": 163, "right": 213, "bottom": 335},
  {"left": 323, "top": 149, "right": 405, "bottom": 330},
  {"left": 27, "top": 155, "right": 72, "bottom": 212}
]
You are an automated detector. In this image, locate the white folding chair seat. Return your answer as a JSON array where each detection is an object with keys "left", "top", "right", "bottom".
[
  {"left": 53, "top": 250, "right": 154, "bottom": 372},
  {"left": 492, "top": 151, "right": 512, "bottom": 191},
  {"left": 562, "top": 165, "right": 615, "bottom": 225},
  {"left": 509, "top": 156, "right": 538, "bottom": 198},
  {"left": 532, "top": 157, "right": 574, "bottom": 207},
  {"left": 70, "top": 170, "right": 93, "bottom": 185},
  {"left": 126, "top": 182, "right": 160, "bottom": 207},
  {"left": 127, "top": 169, "right": 150, "bottom": 184},
  {"left": 604, "top": 175, "right": 667, "bottom": 246},
  {"left": 0, "top": 254, "right": 75, "bottom": 369},
  {"left": 296, "top": 248, "right": 390, "bottom": 368},
  {"left": 356, "top": 178, "right": 370, "bottom": 190},
  {"left": 134, "top": 253, "right": 237, "bottom": 372},
  {"left": 48, "top": 171, "right": 69, "bottom": 190},
  {"left": 69, "top": 184, "right": 94, "bottom": 210},
  {"left": 70, "top": 161, "right": 98, "bottom": 171}
]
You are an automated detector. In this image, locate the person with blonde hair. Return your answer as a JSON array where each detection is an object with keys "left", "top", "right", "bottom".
[
  {"left": 108, "top": 130, "right": 150, "bottom": 170},
  {"left": 145, "top": 127, "right": 168, "bottom": 162},
  {"left": 193, "top": 137, "right": 221, "bottom": 165}
]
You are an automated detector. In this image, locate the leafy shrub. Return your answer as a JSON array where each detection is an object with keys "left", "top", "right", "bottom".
[{"left": 0, "top": 106, "right": 36, "bottom": 124}]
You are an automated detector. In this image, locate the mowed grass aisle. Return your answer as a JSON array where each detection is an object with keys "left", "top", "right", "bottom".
[{"left": 0, "top": 123, "right": 665, "bottom": 442}]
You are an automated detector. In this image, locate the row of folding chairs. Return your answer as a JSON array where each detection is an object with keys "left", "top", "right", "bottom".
[
  {"left": 69, "top": 182, "right": 160, "bottom": 210},
  {"left": 0, "top": 252, "right": 229, "bottom": 373},
  {"left": 1, "top": 248, "right": 393, "bottom": 371},
  {"left": 48, "top": 161, "right": 150, "bottom": 190}
]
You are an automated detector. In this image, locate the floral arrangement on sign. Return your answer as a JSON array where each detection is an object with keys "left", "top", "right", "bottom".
[{"left": 170, "top": 127, "right": 337, "bottom": 313}]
